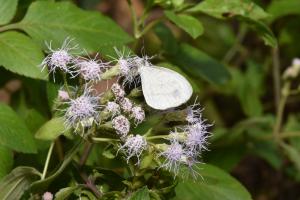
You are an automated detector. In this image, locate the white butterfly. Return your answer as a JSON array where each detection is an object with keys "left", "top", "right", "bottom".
[{"left": 139, "top": 65, "right": 193, "bottom": 110}]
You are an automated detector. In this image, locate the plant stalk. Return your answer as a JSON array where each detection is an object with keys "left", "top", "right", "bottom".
[
  {"left": 273, "top": 81, "right": 291, "bottom": 142},
  {"left": 41, "top": 141, "right": 55, "bottom": 180}
]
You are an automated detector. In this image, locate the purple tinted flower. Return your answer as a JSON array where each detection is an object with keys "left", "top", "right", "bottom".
[
  {"left": 119, "top": 134, "right": 147, "bottom": 164},
  {"left": 41, "top": 38, "right": 77, "bottom": 75},
  {"left": 185, "top": 120, "right": 211, "bottom": 154},
  {"left": 64, "top": 88, "right": 100, "bottom": 129},
  {"left": 75, "top": 58, "right": 106, "bottom": 81},
  {"left": 160, "top": 141, "right": 185, "bottom": 176},
  {"left": 112, "top": 115, "right": 130, "bottom": 137}
]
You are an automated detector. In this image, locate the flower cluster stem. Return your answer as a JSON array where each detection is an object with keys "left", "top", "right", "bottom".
[
  {"left": 41, "top": 141, "right": 55, "bottom": 180},
  {"left": 273, "top": 81, "right": 291, "bottom": 142},
  {"left": 92, "top": 137, "right": 120, "bottom": 142}
]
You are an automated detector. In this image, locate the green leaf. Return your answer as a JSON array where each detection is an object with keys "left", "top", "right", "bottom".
[
  {"left": 188, "top": 0, "right": 269, "bottom": 20},
  {"left": 0, "top": 31, "right": 47, "bottom": 80},
  {"left": 0, "top": 167, "right": 41, "bottom": 200},
  {"left": 284, "top": 115, "right": 300, "bottom": 152},
  {"left": 0, "top": 0, "right": 18, "bottom": 25},
  {"left": 154, "top": 23, "right": 179, "bottom": 55},
  {"left": 280, "top": 142, "right": 300, "bottom": 172},
  {"left": 187, "top": 0, "right": 276, "bottom": 47},
  {"left": 23, "top": 109, "right": 47, "bottom": 133},
  {"left": 229, "top": 61, "right": 264, "bottom": 117},
  {"left": 171, "top": 43, "right": 231, "bottom": 85},
  {"left": 35, "top": 117, "right": 67, "bottom": 141},
  {"left": 55, "top": 186, "right": 82, "bottom": 200},
  {"left": 237, "top": 16, "right": 277, "bottom": 47},
  {"left": 129, "top": 186, "right": 150, "bottom": 200},
  {"left": 206, "top": 145, "right": 245, "bottom": 171},
  {"left": 16, "top": 1, "right": 132, "bottom": 54},
  {"left": 46, "top": 82, "right": 60, "bottom": 110},
  {"left": 0, "top": 146, "right": 13, "bottom": 179},
  {"left": 175, "top": 164, "right": 252, "bottom": 200},
  {"left": 164, "top": 11, "right": 204, "bottom": 38},
  {"left": 0, "top": 103, "right": 37, "bottom": 153},
  {"left": 252, "top": 140, "right": 282, "bottom": 170},
  {"left": 267, "top": 0, "right": 300, "bottom": 21}
]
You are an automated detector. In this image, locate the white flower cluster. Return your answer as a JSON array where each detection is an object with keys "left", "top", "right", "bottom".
[
  {"left": 41, "top": 39, "right": 211, "bottom": 179},
  {"left": 159, "top": 104, "right": 211, "bottom": 178},
  {"left": 41, "top": 38, "right": 108, "bottom": 82}
]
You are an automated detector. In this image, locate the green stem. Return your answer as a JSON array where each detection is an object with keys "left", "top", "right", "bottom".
[
  {"left": 146, "top": 135, "right": 169, "bottom": 140},
  {"left": 62, "top": 72, "right": 71, "bottom": 95},
  {"left": 127, "top": 0, "right": 139, "bottom": 39},
  {"left": 273, "top": 81, "right": 291, "bottom": 142},
  {"left": 280, "top": 131, "right": 300, "bottom": 139},
  {"left": 137, "top": 17, "right": 164, "bottom": 38},
  {"left": 92, "top": 137, "right": 120, "bottom": 142},
  {"left": 0, "top": 23, "right": 19, "bottom": 32},
  {"left": 41, "top": 142, "right": 55, "bottom": 180},
  {"left": 222, "top": 25, "right": 247, "bottom": 63},
  {"left": 272, "top": 47, "right": 281, "bottom": 111}
]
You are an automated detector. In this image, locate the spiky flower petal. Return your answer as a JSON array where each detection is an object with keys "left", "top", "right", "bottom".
[
  {"left": 186, "top": 103, "right": 202, "bottom": 124},
  {"left": 64, "top": 88, "right": 100, "bottom": 129},
  {"left": 185, "top": 120, "right": 211, "bottom": 154},
  {"left": 119, "top": 134, "right": 147, "bottom": 164},
  {"left": 160, "top": 141, "right": 185, "bottom": 176},
  {"left": 75, "top": 58, "right": 106, "bottom": 81},
  {"left": 41, "top": 38, "right": 77, "bottom": 75}
]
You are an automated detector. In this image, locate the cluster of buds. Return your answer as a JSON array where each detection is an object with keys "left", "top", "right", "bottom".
[
  {"left": 109, "top": 83, "right": 147, "bottom": 163},
  {"left": 41, "top": 39, "right": 211, "bottom": 179}
]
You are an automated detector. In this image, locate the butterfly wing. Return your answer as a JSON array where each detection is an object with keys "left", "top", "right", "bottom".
[{"left": 140, "top": 66, "right": 193, "bottom": 110}]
